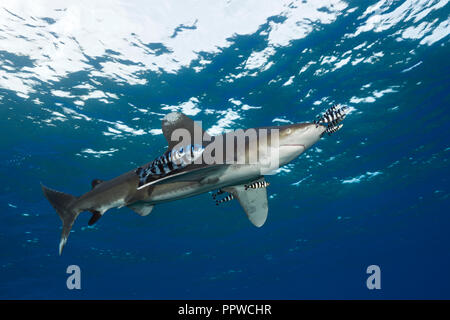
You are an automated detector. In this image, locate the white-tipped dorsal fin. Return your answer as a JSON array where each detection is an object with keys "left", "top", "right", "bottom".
[
  {"left": 162, "top": 112, "right": 211, "bottom": 150},
  {"left": 223, "top": 177, "right": 268, "bottom": 227}
]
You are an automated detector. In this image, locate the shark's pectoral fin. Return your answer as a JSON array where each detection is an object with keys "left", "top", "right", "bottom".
[
  {"left": 162, "top": 112, "right": 211, "bottom": 150},
  {"left": 223, "top": 177, "right": 268, "bottom": 227},
  {"left": 127, "top": 202, "right": 154, "bottom": 216}
]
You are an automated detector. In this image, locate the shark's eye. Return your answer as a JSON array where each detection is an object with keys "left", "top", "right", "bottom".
[{"left": 286, "top": 128, "right": 292, "bottom": 135}]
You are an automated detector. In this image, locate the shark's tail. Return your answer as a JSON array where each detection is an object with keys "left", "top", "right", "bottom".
[{"left": 41, "top": 184, "right": 80, "bottom": 255}]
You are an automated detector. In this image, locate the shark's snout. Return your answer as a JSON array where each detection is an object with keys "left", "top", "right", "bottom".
[{"left": 276, "top": 122, "right": 325, "bottom": 166}]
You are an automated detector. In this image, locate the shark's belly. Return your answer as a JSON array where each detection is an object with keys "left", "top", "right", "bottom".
[{"left": 146, "top": 164, "right": 261, "bottom": 203}]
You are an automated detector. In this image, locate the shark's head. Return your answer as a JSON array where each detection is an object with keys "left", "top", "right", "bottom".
[
  {"left": 277, "top": 122, "right": 326, "bottom": 166},
  {"left": 275, "top": 104, "right": 349, "bottom": 167}
]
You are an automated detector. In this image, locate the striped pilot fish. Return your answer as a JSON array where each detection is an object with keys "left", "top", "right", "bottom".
[
  {"left": 314, "top": 104, "right": 348, "bottom": 135},
  {"left": 135, "top": 144, "right": 204, "bottom": 187},
  {"left": 244, "top": 181, "right": 270, "bottom": 190},
  {"left": 216, "top": 194, "right": 234, "bottom": 205}
]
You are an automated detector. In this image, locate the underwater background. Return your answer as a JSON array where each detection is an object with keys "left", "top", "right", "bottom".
[{"left": 0, "top": 0, "right": 449, "bottom": 299}]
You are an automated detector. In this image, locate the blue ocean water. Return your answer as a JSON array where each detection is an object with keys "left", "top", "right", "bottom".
[{"left": 0, "top": 0, "right": 449, "bottom": 299}]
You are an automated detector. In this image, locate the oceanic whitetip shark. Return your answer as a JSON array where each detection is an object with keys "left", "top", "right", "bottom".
[{"left": 42, "top": 105, "right": 348, "bottom": 254}]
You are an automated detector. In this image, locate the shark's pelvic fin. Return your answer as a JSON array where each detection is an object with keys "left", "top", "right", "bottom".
[
  {"left": 127, "top": 202, "right": 154, "bottom": 216},
  {"left": 162, "top": 112, "right": 211, "bottom": 150},
  {"left": 223, "top": 177, "right": 268, "bottom": 227}
]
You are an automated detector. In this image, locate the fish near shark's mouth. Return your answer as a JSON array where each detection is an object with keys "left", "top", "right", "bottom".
[{"left": 314, "top": 104, "right": 348, "bottom": 136}]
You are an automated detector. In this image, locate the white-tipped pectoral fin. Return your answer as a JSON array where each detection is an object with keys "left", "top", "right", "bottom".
[{"left": 223, "top": 178, "right": 268, "bottom": 227}]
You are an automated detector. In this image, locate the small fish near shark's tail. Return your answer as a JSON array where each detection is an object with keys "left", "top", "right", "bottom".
[
  {"left": 314, "top": 104, "right": 349, "bottom": 136},
  {"left": 41, "top": 184, "right": 80, "bottom": 255}
]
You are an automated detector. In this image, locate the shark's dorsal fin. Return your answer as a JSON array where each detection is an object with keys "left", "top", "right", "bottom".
[
  {"left": 223, "top": 177, "right": 268, "bottom": 227},
  {"left": 127, "top": 203, "right": 154, "bottom": 216},
  {"left": 162, "top": 112, "right": 211, "bottom": 150},
  {"left": 91, "top": 179, "right": 104, "bottom": 189}
]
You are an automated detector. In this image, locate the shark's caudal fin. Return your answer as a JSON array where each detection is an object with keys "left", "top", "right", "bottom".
[{"left": 41, "top": 184, "right": 80, "bottom": 255}]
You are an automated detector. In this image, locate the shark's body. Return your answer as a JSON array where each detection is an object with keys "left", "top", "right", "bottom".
[{"left": 42, "top": 105, "right": 348, "bottom": 254}]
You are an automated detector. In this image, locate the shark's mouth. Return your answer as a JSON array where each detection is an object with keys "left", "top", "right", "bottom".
[
  {"left": 281, "top": 144, "right": 305, "bottom": 147},
  {"left": 314, "top": 104, "right": 348, "bottom": 136}
]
